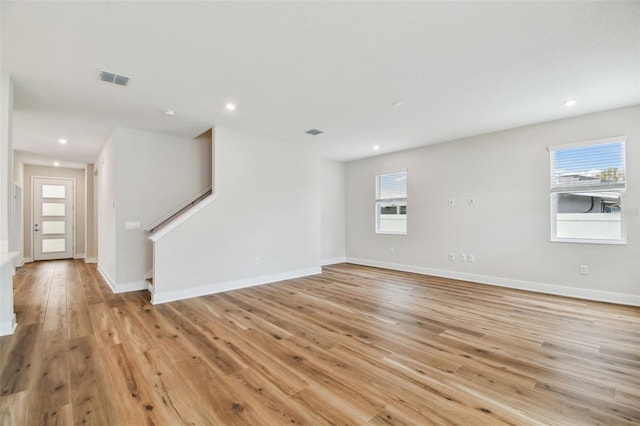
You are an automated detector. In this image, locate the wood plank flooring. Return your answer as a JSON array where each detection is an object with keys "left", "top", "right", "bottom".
[{"left": 0, "top": 260, "right": 639, "bottom": 425}]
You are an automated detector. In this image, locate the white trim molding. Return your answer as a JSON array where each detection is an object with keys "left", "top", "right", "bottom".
[
  {"left": 74, "top": 253, "right": 86, "bottom": 260},
  {"left": 0, "top": 314, "right": 17, "bottom": 336},
  {"left": 321, "top": 257, "right": 346, "bottom": 266},
  {"left": 97, "top": 264, "right": 147, "bottom": 294},
  {"left": 152, "top": 266, "right": 321, "bottom": 305},
  {"left": 346, "top": 257, "right": 640, "bottom": 307},
  {"left": 113, "top": 280, "right": 148, "bottom": 293},
  {"left": 97, "top": 264, "right": 116, "bottom": 291},
  {"left": 84, "top": 257, "right": 97, "bottom": 264},
  {"left": 23, "top": 257, "right": 33, "bottom": 263}
]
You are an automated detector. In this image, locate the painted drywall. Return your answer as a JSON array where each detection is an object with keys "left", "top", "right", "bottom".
[
  {"left": 23, "top": 165, "right": 86, "bottom": 260},
  {"left": 97, "top": 126, "right": 212, "bottom": 289},
  {"left": 97, "top": 137, "right": 117, "bottom": 285},
  {"left": 320, "top": 159, "right": 346, "bottom": 264},
  {"left": 0, "top": 74, "right": 13, "bottom": 252},
  {"left": 152, "top": 126, "right": 321, "bottom": 303},
  {"left": 346, "top": 105, "right": 640, "bottom": 304},
  {"left": 85, "top": 163, "right": 97, "bottom": 261},
  {"left": 12, "top": 154, "right": 24, "bottom": 266}
]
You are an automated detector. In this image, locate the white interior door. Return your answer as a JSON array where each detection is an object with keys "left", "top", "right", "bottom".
[{"left": 33, "top": 178, "right": 74, "bottom": 261}]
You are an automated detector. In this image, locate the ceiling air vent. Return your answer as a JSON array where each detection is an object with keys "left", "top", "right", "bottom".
[
  {"left": 100, "top": 70, "right": 130, "bottom": 86},
  {"left": 305, "top": 128, "right": 323, "bottom": 136}
]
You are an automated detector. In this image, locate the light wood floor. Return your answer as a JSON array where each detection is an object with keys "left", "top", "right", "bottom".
[{"left": 0, "top": 260, "right": 639, "bottom": 425}]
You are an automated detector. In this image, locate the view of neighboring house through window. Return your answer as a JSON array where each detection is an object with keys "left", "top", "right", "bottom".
[
  {"left": 376, "top": 170, "right": 407, "bottom": 235},
  {"left": 549, "top": 137, "right": 626, "bottom": 244}
]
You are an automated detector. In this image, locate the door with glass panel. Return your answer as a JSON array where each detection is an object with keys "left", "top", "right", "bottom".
[{"left": 33, "top": 178, "right": 74, "bottom": 261}]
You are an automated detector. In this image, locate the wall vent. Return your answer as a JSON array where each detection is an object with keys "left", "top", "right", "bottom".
[
  {"left": 305, "top": 128, "right": 323, "bottom": 135},
  {"left": 100, "top": 70, "right": 130, "bottom": 86}
]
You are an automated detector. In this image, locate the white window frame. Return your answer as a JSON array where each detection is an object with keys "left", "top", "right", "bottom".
[
  {"left": 375, "top": 170, "right": 407, "bottom": 235},
  {"left": 549, "top": 136, "right": 627, "bottom": 245}
]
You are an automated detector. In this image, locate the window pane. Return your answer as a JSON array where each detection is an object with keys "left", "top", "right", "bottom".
[
  {"left": 42, "top": 221, "right": 65, "bottom": 235},
  {"left": 377, "top": 201, "right": 407, "bottom": 234},
  {"left": 554, "top": 192, "right": 622, "bottom": 240},
  {"left": 42, "top": 239, "right": 65, "bottom": 253},
  {"left": 42, "top": 203, "right": 65, "bottom": 216},
  {"left": 551, "top": 141, "right": 625, "bottom": 190},
  {"left": 380, "top": 206, "right": 397, "bottom": 215},
  {"left": 376, "top": 171, "right": 407, "bottom": 199},
  {"left": 42, "top": 184, "right": 66, "bottom": 199},
  {"left": 550, "top": 139, "right": 625, "bottom": 243}
]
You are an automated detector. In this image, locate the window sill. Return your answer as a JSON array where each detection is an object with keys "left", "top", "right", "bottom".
[{"left": 551, "top": 237, "right": 627, "bottom": 245}]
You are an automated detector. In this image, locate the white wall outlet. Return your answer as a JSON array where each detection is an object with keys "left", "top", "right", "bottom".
[
  {"left": 460, "top": 254, "right": 467, "bottom": 262},
  {"left": 255, "top": 256, "right": 261, "bottom": 265},
  {"left": 468, "top": 198, "right": 475, "bottom": 206},
  {"left": 448, "top": 198, "right": 455, "bottom": 206},
  {"left": 389, "top": 247, "right": 395, "bottom": 254},
  {"left": 448, "top": 252, "right": 455, "bottom": 261},
  {"left": 580, "top": 264, "right": 589, "bottom": 275},
  {"left": 468, "top": 254, "right": 475, "bottom": 263},
  {"left": 124, "top": 221, "right": 141, "bottom": 230}
]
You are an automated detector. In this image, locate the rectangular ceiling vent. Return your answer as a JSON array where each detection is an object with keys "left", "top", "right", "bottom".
[
  {"left": 100, "top": 70, "right": 130, "bottom": 86},
  {"left": 305, "top": 128, "right": 323, "bottom": 136}
]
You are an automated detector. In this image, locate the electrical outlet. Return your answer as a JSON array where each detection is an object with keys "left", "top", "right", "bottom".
[
  {"left": 460, "top": 254, "right": 467, "bottom": 262},
  {"left": 390, "top": 247, "right": 395, "bottom": 254},
  {"left": 448, "top": 198, "right": 455, "bottom": 206},
  {"left": 255, "top": 256, "right": 261, "bottom": 265},
  {"left": 468, "top": 254, "right": 475, "bottom": 263},
  {"left": 580, "top": 264, "right": 589, "bottom": 275},
  {"left": 448, "top": 252, "right": 455, "bottom": 261},
  {"left": 468, "top": 198, "right": 475, "bottom": 206}
]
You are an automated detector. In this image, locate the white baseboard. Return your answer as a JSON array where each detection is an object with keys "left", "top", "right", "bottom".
[
  {"left": 0, "top": 314, "right": 17, "bottom": 336},
  {"left": 14, "top": 257, "right": 24, "bottom": 268},
  {"left": 74, "top": 253, "right": 86, "bottom": 260},
  {"left": 321, "top": 257, "right": 346, "bottom": 266},
  {"left": 97, "top": 264, "right": 116, "bottom": 292},
  {"left": 114, "top": 280, "right": 148, "bottom": 293},
  {"left": 96, "top": 264, "right": 147, "bottom": 294},
  {"left": 23, "top": 257, "right": 33, "bottom": 263},
  {"left": 152, "top": 266, "right": 322, "bottom": 305},
  {"left": 346, "top": 257, "right": 640, "bottom": 307},
  {"left": 84, "top": 257, "right": 97, "bottom": 264}
]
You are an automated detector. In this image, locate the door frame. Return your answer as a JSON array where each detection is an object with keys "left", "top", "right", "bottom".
[
  {"left": 13, "top": 183, "right": 23, "bottom": 267},
  {"left": 31, "top": 176, "right": 76, "bottom": 261}
]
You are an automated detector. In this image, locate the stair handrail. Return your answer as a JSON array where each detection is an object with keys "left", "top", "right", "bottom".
[{"left": 144, "top": 184, "right": 213, "bottom": 232}]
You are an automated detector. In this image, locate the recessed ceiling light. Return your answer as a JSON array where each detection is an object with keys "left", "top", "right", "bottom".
[
  {"left": 58, "top": 138, "right": 67, "bottom": 145},
  {"left": 225, "top": 103, "right": 237, "bottom": 111},
  {"left": 163, "top": 109, "right": 175, "bottom": 116},
  {"left": 53, "top": 161, "right": 60, "bottom": 167},
  {"left": 373, "top": 145, "right": 380, "bottom": 151},
  {"left": 391, "top": 100, "right": 405, "bottom": 107},
  {"left": 564, "top": 99, "right": 577, "bottom": 107}
]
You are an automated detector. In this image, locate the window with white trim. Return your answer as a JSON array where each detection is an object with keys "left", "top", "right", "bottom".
[
  {"left": 376, "top": 170, "right": 407, "bottom": 235},
  {"left": 549, "top": 137, "right": 626, "bottom": 244}
]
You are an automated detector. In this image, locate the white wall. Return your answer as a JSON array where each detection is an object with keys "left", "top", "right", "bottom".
[
  {"left": 0, "top": 74, "right": 13, "bottom": 252},
  {"left": 97, "top": 126, "right": 212, "bottom": 290},
  {"left": 152, "top": 126, "right": 321, "bottom": 303},
  {"left": 320, "top": 159, "right": 346, "bottom": 264},
  {"left": 346, "top": 105, "right": 640, "bottom": 305},
  {"left": 97, "top": 137, "right": 117, "bottom": 285}
]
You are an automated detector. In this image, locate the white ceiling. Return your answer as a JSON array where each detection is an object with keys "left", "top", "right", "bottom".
[{"left": 2, "top": 1, "right": 639, "bottom": 164}]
